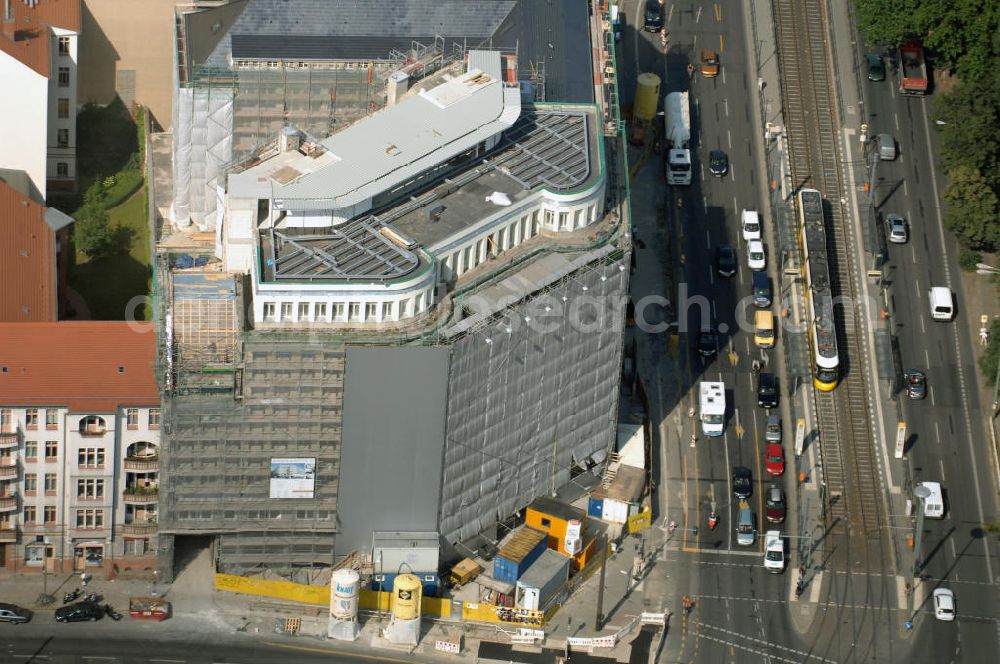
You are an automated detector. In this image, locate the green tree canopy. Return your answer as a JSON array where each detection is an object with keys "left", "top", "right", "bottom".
[{"left": 942, "top": 164, "right": 1000, "bottom": 250}]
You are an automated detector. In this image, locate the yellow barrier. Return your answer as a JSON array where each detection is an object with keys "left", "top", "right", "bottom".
[
  {"left": 462, "top": 602, "right": 543, "bottom": 626},
  {"left": 215, "top": 573, "right": 328, "bottom": 606},
  {"left": 627, "top": 508, "right": 652, "bottom": 534}
]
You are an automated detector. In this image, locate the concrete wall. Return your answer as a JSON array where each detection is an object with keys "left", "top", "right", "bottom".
[{"left": 78, "top": 0, "right": 178, "bottom": 127}]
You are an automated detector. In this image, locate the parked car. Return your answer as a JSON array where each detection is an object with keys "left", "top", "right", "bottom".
[
  {"left": 765, "top": 414, "right": 782, "bottom": 442},
  {"left": 741, "top": 209, "right": 762, "bottom": 241},
  {"left": 866, "top": 54, "right": 886, "bottom": 81},
  {"left": 0, "top": 603, "right": 31, "bottom": 624},
  {"left": 709, "top": 149, "right": 729, "bottom": 177},
  {"left": 757, "top": 372, "right": 779, "bottom": 409},
  {"left": 736, "top": 501, "right": 756, "bottom": 547},
  {"left": 933, "top": 588, "right": 956, "bottom": 622},
  {"left": 764, "top": 531, "right": 785, "bottom": 573},
  {"left": 701, "top": 50, "right": 720, "bottom": 77},
  {"left": 55, "top": 601, "right": 103, "bottom": 623},
  {"left": 765, "top": 485, "right": 786, "bottom": 523},
  {"left": 697, "top": 326, "right": 718, "bottom": 358},
  {"left": 886, "top": 213, "right": 908, "bottom": 244},
  {"left": 904, "top": 369, "right": 926, "bottom": 399},
  {"left": 643, "top": 0, "right": 663, "bottom": 31},
  {"left": 747, "top": 240, "right": 766, "bottom": 271},
  {"left": 716, "top": 244, "right": 737, "bottom": 277},
  {"left": 752, "top": 271, "right": 772, "bottom": 308},
  {"left": 765, "top": 442, "right": 785, "bottom": 476},
  {"left": 732, "top": 466, "right": 752, "bottom": 499}
]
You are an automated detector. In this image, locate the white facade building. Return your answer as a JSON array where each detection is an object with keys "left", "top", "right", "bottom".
[{"left": 0, "top": 0, "right": 80, "bottom": 200}]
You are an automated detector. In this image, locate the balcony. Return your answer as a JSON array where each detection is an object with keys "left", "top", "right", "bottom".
[
  {"left": 123, "top": 456, "right": 159, "bottom": 472},
  {"left": 122, "top": 486, "right": 159, "bottom": 504},
  {"left": 79, "top": 424, "right": 108, "bottom": 437},
  {"left": 120, "top": 521, "right": 158, "bottom": 536},
  {"left": 0, "top": 526, "right": 18, "bottom": 542},
  {"left": 0, "top": 431, "right": 18, "bottom": 448},
  {"left": 0, "top": 461, "right": 18, "bottom": 479},
  {"left": 0, "top": 496, "right": 18, "bottom": 512}
]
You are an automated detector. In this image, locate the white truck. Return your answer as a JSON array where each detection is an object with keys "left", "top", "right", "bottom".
[
  {"left": 764, "top": 531, "right": 785, "bottom": 573},
  {"left": 664, "top": 91, "right": 692, "bottom": 185},
  {"left": 699, "top": 381, "right": 725, "bottom": 437}
]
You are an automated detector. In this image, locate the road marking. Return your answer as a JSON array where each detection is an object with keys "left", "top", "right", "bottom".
[
  {"left": 735, "top": 407, "right": 744, "bottom": 440},
  {"left": 919, "top": 310, "right": 926, "bottom": 334},
  {"left": 930, "top": 385, "right": 936, "bottom": 406},
  {"left": 724, "top": 98, "right": 729, "bottom": 117},
  {"left": 264, "top": 642, "right": 416, "bottom": 663},
  {"left": 709, "top": 266, "right": 715, "bottom": 285},
  {"left": 910, "top": 243, "right": 916, "bottom": 264},
  {"left": 707, "top": 229, "right": 712, "bottom": 247},
  {"left": 699, "top": 622, "right": 837, "bottom": 663},
  {"left": 730, "top": 164, "right": 736, "bottom": 181},
  {"left": 934, "top": 420, "right": 941, "bottom": 444},
  {"left": 727, "top": 129, "right": 733, "bottom": 149},
  {"left": 924, "top": 348, "right": 930, "bottom": 367},
  {"left": 719, "top": 34, "right": 724, "bottom": 53},
  {"left": 903, "top": 179, "right": 908, "bottom": 196},
  {"left": 150, "top": 661, "right": 185, "bottom": 664},
  {"left": 696, "top": 5, "right": 703, "bottom": 23},
  {"left": 895, "top": 112, "right": 900, "bottom": 131},
  {"left": 714, "top": 3, "right": 722, "bottom": 22},
  {"left": 939, "top": 458, "right": 946, "bottom": 480},
  {"left": 733, "top": 195, "right": 738, "bottom": 216}
]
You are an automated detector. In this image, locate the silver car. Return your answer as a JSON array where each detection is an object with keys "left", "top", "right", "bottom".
[
  {"left": 886, "top": 213, "right": 908, "bottom": 244},
  {"left": 736, "top": 501, "right": 755, "bottom": 546},
  {"left": 765, "top": 414, "right": 781, "bottom": 442}
]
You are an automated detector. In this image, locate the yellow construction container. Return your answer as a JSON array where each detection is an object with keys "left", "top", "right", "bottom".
[
  {"left": 391, "top": 574, "right": 423, "bottom": 621},
  {"left": 634, "top": 73, "right": 661, "bottom": 123}
]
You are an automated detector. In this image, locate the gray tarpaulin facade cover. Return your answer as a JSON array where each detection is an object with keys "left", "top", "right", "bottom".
[{"left": 438, "top": 261, "right": 627, "bottom": 543}]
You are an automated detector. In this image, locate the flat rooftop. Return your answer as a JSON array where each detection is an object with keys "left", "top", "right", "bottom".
[{"left": 258, "top": 105, "right": 600, "bottom": 283}]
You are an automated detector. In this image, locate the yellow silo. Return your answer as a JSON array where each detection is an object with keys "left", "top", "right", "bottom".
[
  {"left": 634, "top": 73, "right": 661, "bottom": 123},
  {"left": 391, "top": 574, "right": 423, "bottom": 621}
]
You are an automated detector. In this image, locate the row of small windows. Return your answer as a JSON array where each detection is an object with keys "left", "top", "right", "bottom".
[
  {"left": 1, "top": 408, "right": 158, "bottom": 429},
  {"left": 261, "top": 292, "right": 427, "bottom": 323}
]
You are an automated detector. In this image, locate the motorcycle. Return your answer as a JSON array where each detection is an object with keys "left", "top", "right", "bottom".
[
  {"left": 84, "top": 592, "right": 99, "bottom": 603},
  {"left": 62, "top": 588, "right": 81, "bottom": 604},
  {"left": 104, "top": 604, "right": 123, "bottom": 621}
]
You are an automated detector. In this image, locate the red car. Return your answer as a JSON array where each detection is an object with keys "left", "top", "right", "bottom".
[{"left": 765, "top": 443, "right": 785, "bottom": 476}]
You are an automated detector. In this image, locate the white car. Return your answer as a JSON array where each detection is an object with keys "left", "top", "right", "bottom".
[
  {"left": 747, "top": 240, "right": 766, "bottom": 271},
  {"left": 742, "top": 210, "right": 761, "bottom": 241},
  {"left": 933, "top": 588, "right": 955, "bottom": 621},
  {"left": 763, "top": 531, "right": 784, "bottom": 573}
]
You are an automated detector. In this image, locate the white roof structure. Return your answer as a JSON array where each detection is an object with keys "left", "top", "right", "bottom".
[
  {"left": 616, "top": 423, "right": 645, "bottom": 470},
  {"left": 233, "top": 51, "right": 521, "bottom": 211}
]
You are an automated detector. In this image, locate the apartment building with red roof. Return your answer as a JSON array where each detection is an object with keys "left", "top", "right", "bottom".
[
  {"left": 0, "top": 321, "right": 160, "bottom": 573},
  {"left": 0, "top": 0, "right": 82, "bottom": 200}
]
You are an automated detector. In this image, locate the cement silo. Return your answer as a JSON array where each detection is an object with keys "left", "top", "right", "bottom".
[
  {"left": 385, "top": 573, "right": 422, "bottom": 645},
  {"left": 634, "top": 73, "right": 661, "bottom": 123},
  {"left": 328, "top": 569, "right": 360, "bottom": 641}
]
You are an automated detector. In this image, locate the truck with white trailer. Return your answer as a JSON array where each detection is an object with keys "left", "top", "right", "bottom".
[
  {"left": 699, "top": 381, "right": 725, "bottom": 437},
  {"left": 664, "top": 91, "right": 692, "bottom": 185}
]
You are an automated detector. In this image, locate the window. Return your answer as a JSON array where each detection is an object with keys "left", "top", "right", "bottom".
[
  {"left": 125, "top": 539, "right": 147, "bottom": 556},
  {"left": 77, "top": 479, "right": 104, "bottom": 499},
  {"left": 58, "top": 36, "right": 71, "bottom": 55},
  {"left": 78, "top": 448, "right": 105, "bottom": 468},
  {"left": 280, "top": 302, "right": 293, "bottom": 321},
  {"left": 26, "top": 409, "right": 38, "bottom": 429},
  {"left": 332, "top": 303, "right": 345, "bottom": 320},
  {"left": 44, "top": 473, "right": 56, "bottom": 493},
  {"left": 44, "top": 506, "right": 56, "bottom": 524},
  {"left": 25, "top": 441, "right": 37, "bottom": 460},
  {"left": 0, "top": 409, "right": 10, "bottom": 431},
  {"left": 126, "top": 408, "right": 138, "bottom": 429},
  {"left": 559, "top": 211, "right": 569, "bottom": 229},
  {"left": 57, "top": 97, "right": 69, "bottom": 118},
  {"left": 540, "top": 517, "right": 552, "bottom": 528},
  {"left": 263, "top": 302, "right": 276, "bottom": 321},
  {"left": 23, "top": 506, "right": 36, "bottom": 525},
  {"left": 381, "top": 302, "right": 392, "bottom": 320},
  {"left": 44, "top": 441, "right": 58, "bottom": 461},
  {"left": 544, "top": 209, "right": 554, "bottom": 228},
  {"left": 298, "top": 302, "right": 309, "bottom": 320},
  {"left": 364, "top": 303, "right": 377, "bottom": 321},
  {"left": 56, "top": 162, "right": 69, "bottom": 177},
  {"left": 348, "top": 303, "right": 361, "bottom": 321},
  {"left": 24, "top": 474, "right": 37, "bottom": 494},
  {"left": 75, "top": 509, "right": 104, "bottom": 529},
  {"left": 57, "top": 67, "right": 70, "bottom": 87},
  {"left": 24, "top": 544, "right": 45, "bottom": 566},
  {"left": 57, "top": 129, "right": 69, "bottom": 148},
  {"left": 415, "top": 293, "right": 424, "bottom": 313},
  {"left": 315, "top": 303, "right": 327, "bottom": 320},
  {"left": 44, "top": 409, "right": 58, "bottom": 429},
  {"left": 148, "top": 408, "right": 160, "bottom": 428}
]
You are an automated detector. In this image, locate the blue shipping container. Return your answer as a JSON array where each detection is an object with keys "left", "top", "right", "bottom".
[
  {"left": 588, "top": 497, "right": 604, "bottom": 518},
  {"left": 493, "top": 528, "right": 548, "bottom": 586},
  {"left": 370, "top": 572, "right": 440, "bottom": 597}
]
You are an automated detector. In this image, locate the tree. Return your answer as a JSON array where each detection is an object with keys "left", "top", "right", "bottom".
[
  {"left": 942, "top": 164, "right": 1000, "bottom": 251},
  {"left": 980, "top": 320, "right": 1000, "bottom": 386},
  {"left": 853, "top": 0, "right": 926, "bottom": 49},
  {"left": 936, "top": 76, "right": 1000, "bottom": 186},
  {"left": 74, "top": 206, "right": 117, "bottom": 259}
]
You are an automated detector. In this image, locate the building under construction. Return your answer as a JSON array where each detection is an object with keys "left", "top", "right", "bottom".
[{"left": 158, "top": 0, "right": 626, "bottom": 583}]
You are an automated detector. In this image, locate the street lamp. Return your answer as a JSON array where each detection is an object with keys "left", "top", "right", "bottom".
[{"left": 912, "top": 485, "right": 931, "bottom": 578}]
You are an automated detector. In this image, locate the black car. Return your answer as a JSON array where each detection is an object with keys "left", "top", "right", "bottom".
[
  {"left": 697, "top": 326, "right": 718, "bottom": 357},
  {"left": 709, "top": 149, "right": 729, "bottom": 177},
  {"left": 904, "top": 369, "right": 926, "bottom": 399},
  {"left": 866, "top": 54, "right": 886, "bottom": 81},
  {"left": 757, "top": 372, "right": 779, "bottom": 409},
  {"left": 765, "top": 485, "right": 786, "bottom": 523},
  {"left": 0, "top": 602, "right": 31, "bottom": 624},
  {"left": 643, "top": 0, "right": 663, "bottom": 31},
  {"left": 55, "top": 601, "right": 103, "bottom": 623},
  {"left": 732, "top": 466, "right": 753, "bottom": 499},
  {"left": 716, "top": 244, "right": 737, "bottom": 277}
]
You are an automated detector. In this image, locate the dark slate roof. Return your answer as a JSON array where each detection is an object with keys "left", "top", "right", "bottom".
[
  {"left": 232, "top": 34, "right": 439, "bottom": 61},
  {"left": 206, "top": 0, "right": 518, "bottom": 66},
  {"left": 490, "top": 0, "right": 594, "bottom": 103}
]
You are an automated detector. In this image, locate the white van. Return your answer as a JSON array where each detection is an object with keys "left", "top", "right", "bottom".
[
  {"left": 741, "top": 209, "right": 761, "bottom": 241},
  {"left": 928, "top": 287, "right": 954, "bottom": 321},
  {"left": 919, "top": 481, "right": 945, "bottom": 519}
]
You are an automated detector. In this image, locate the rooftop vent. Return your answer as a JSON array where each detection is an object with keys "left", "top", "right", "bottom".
[
  {"left": 118, "top": 366, "right": 125, "bottom": 373},
  {"left": 427, "top": 205, "right": 445, "bottom": 224}
]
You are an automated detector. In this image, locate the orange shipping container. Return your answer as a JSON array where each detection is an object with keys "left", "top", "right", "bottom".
[{"left": 525, "top": 496, "right": 586, "bottom": 556}]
